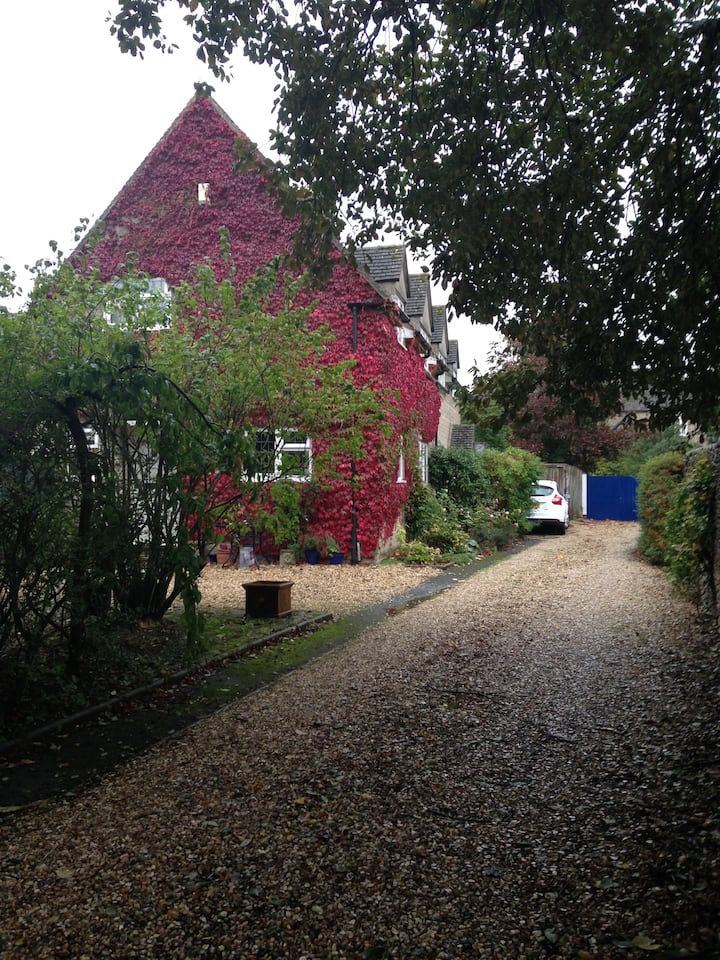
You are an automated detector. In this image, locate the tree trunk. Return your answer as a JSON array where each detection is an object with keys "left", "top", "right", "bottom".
[{"left": 62, "top": 401, "right": 95, "bottom": 676}]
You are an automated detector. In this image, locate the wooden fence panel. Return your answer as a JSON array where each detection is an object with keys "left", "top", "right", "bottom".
[{"left": 541, "top": 463, "right": 584, "bottom": 519}]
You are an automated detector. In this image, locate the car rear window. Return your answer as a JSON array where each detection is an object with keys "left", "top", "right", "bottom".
[{"left": 532, "top": 484, "right": 554, "bottom": 497}]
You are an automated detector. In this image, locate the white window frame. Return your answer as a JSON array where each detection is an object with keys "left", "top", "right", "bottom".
[
  {"left": 396, "top": 325, "right": 413, "bottom": 350},
  {"left": 418, "top": 441, "right": 429, "bottom": 484},
  {"left": 397, "top": 445, "right": 407, "bottom": 483},
  {"left": 105, "top": 277, "right": 171, "bottom": 330},
  {"left": 254, "top": 429, "right": 313, "bottom": 481}
]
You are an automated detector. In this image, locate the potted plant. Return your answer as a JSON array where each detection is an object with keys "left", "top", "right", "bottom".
[
  {"left": 301, "top": 531, "right": 342, "bottom": 564},
  {"left": 300, "top": 531, "right": 322, "bottom": 565},
  {"left": 326, "top": 536, "right": 344, "bottom": 564}
]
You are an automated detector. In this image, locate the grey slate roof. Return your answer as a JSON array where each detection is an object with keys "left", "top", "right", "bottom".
[
  {"left": 447, "top": 340, "right": 459, "bottom": 368},
  {"left": 406, "top": 273, "right": 430, "bottom": 318},
  {"left": 431, "top": 305, "right": 447, "bottom": 344},
  {"left": 450, "top": 424, "right": 476, "bottom": 449},
  {"left": 353, "top": 245, "right": 406, "bottom": 283}
]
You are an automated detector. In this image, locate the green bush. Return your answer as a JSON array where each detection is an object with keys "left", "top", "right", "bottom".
[
  {"left": 480, "top": 446, "right": 541, "bottom": 532},
  {"left": 405, "top": 476, "right": 469, "bottom": 556},
  {"left": 429, "top": 447, "right": 491, "bottom": 510},
  {"left": 421, "top": 515, "right": 469, "bottom": 554},
  {"left": 637, "top": 450, "right": 686, "bottom": 564},
  {"left": 414, "top": 445, "right": 541, "bottom": 554},
  {"left": 665, "top": 451, "right": 716, "bottom": 606},
  {"left": 393, "top": 528, "right": 442, "bottom": 565},
  {"left": 470, "top": 505, "right": 523, "bottom": 550},
  {"left": 404, "top": 475, "right": 448, "bottom": 541}
]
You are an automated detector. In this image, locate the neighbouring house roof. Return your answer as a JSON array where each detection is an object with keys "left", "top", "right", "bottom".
[
  {"left": 448, "top": 340, "right": 460, "bottom": 369},
  {"left": 450, "top": 424, "right": 476, "bottom": 449},
  {"left": 620, "top": 395, "right": 652, "bottom": 415}
]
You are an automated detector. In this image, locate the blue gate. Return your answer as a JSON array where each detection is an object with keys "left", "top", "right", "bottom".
[{"left": 586, "top": 475, "right": 639, "bottom": 521}]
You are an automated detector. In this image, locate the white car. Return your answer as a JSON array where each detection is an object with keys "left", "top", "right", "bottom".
[{"left": 527, "top": 480, "right": 570, "bottom": 534}]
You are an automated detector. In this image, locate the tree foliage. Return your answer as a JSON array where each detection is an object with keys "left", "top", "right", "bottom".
[
  {"left": 594, "top": 425, "right": 689, "bottom": 476},
  {"left": 458, "top": 351, "right": 636, "bottom": 471},
  {"left": 110, "top": 0, "right": 720, "bottom": 431}
]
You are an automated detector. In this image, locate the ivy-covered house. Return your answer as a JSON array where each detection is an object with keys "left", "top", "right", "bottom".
[{"left": 73, "top": 94, "right": 459, "bottom": 560}]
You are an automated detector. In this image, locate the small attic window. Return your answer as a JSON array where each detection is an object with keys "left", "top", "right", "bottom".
[{"left": 198, "top": 182, "right": 210, "bottom": 205}]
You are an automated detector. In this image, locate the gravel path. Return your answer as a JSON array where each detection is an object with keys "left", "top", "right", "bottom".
[{"left": 1, "top": 522, "right": 718, "bottom": 959}]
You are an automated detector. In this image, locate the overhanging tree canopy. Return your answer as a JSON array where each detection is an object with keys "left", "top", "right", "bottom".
[{"left": 110, "top": 0, "right": 719, "bottom": 431}]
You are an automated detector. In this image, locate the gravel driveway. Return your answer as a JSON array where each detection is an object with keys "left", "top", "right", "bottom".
[
  {"left": 1, "top": 521, "right": 718, "bottom": 959},
  {"left": 194, "top": 559, "right": 451, "bottom": 617}
]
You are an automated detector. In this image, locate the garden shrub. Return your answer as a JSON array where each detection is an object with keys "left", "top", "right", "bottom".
[
  {"left": 637, "top": 450, "right": 686, "bottom": 564},
  {"left": 404, "top": 474, "right": 447, "bottom": 542},
  {"left": 405, "top": 474, "right": 469, "bottom": 556},
  {"left": 420, "top": 507, "right": 469, "bottom": 554},
  {"left": 393, "top": 527, "right": 442, "bottom": 565},
  {"left": 417, "top": 445, "right": 541, "bottom": 555},
  {"left": 429, "top": 447, "right": 491, "bottom": 511},
  {"left": 470, "top": 505, "right": 524, "bottom": 550},
  {"left": 480, "top": 446, "right": 541, "bottom": 532},
  {"left": 665, "top": 450, "right": 716, "bottom": 608}
]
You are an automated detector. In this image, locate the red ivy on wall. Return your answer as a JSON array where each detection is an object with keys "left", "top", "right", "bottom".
[{"left": 74, "top": 95, "right": 440, "bottom": 558}]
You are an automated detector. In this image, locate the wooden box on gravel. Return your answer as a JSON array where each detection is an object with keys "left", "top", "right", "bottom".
[{"left": 242, "top": 580, "right": 294, "bottom": 618}]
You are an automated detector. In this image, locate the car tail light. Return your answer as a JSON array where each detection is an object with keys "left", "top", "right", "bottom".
[{"left": 552, "top": 493, "right": 563, "bottom": 505}]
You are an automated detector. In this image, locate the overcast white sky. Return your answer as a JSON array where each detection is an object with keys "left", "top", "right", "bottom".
[{"left": 0, "top": 0, "right": 500, "bottom": 380}]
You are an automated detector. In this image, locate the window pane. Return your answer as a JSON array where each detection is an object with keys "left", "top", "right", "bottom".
[
  {"left": 255, "top": 430, "right": 277, "bottom": 474},
  {"left": 280, "top": 447, "right": 310, "bottom": 477}
]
